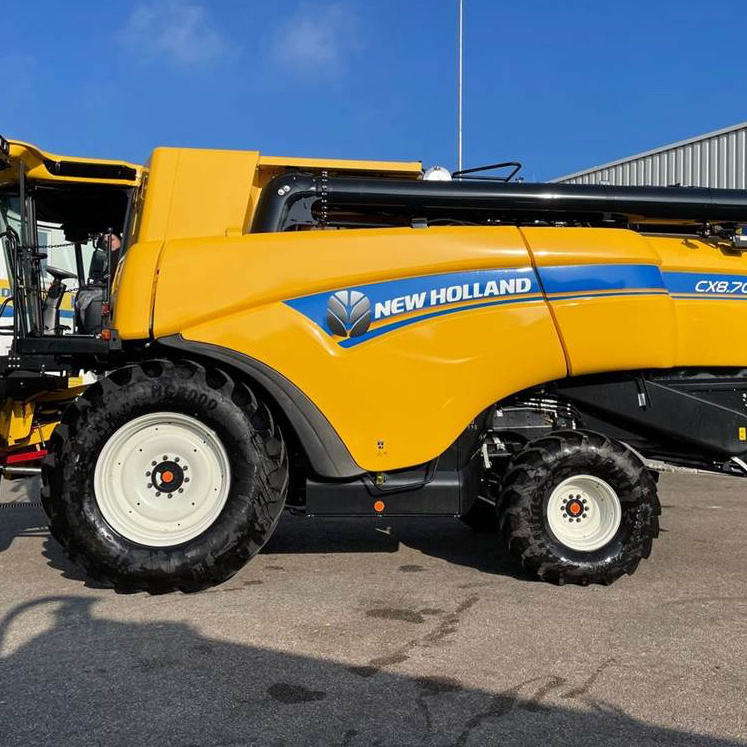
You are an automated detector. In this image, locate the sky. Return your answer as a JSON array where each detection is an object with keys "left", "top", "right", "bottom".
[{"left": 3, "top": 0, "right": 746, "bottom": 181}]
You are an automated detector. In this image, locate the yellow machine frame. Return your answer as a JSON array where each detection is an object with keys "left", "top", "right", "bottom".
[{"left": 6, "top": 139, "right": 747, "bottom": 478}]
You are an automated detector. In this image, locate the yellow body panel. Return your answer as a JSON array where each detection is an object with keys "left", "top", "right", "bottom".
[
  {"left": 147, "top": 226, "right": 567, "bottom": 470},
  {"left": 547, "top": 295, "right": 677, "bottom": 374},
  {"left": 151, "top": 227, "right": 531, "bottom": 335},
  {"left": 137, "top": 148, "right": 262, "bottom": 242},
  {"left": 520, "top": 227, "right": 679, "bottom": 375},
  {"left": 522, "top": 226, "right": 663, "bottom": 267},
  {"left": 110, "top": 240, "right": 164, "bottom": 338},
  {"left": 646, "top": 235, "right": 747, "bottom": 367}
]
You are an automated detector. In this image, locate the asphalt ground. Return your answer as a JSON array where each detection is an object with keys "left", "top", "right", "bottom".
[{"left": 1, "top": 471, "right": 746, "bottom": 746}]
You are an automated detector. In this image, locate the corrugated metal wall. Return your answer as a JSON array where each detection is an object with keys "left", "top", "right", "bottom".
[{"left": 555, "top": 123, "right": 747, "bottom": 188}]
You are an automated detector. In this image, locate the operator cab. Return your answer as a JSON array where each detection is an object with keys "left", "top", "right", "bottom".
[{"left": 0, "top": 137, "right": 139, "bottom": 367}]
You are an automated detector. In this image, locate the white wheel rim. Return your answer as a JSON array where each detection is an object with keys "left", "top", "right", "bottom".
[
  {"left": 546, "top": 474, "right": 622, "bottom": 552},
  {"left": 94, "top": 412, "right": 231, "bottom": 547}
]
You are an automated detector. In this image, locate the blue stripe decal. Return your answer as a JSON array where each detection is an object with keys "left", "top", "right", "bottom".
[
  {"left": 339, "top": 295, "right": 537, "bottom": 348},
  {"left": 539, "top": 263, "right": 665, "bottom": 294},
  {"left": 285, "top": 267, "right": 540, "bottom": 341},
  {"left": 663, "top": 271, "right": 747, "bottom": 297},
  {"left": 285, "top": 263, "right": 747, "bottom": 348}
]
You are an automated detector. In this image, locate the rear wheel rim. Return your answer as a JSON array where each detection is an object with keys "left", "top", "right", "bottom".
[
  {"left": 94, "top": 412, "right": 231, "bottom": 547},
  {"left": 546, "top": 474, "right": 622, "bottom": 552}
]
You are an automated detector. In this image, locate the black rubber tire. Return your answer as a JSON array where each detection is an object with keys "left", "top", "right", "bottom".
[
  {"left": 459, "top": 497, "right": 500, "bottom": 532},
  {"left": 40, "top": 359, "right": 289, "bottom": 593},
  {"left": 499, "top": 429, "right": 660, "bottom": 586}
]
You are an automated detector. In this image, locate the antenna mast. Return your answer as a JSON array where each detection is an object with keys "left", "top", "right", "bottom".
[{"left": 457, "top": 0, "right": 464, "bottom": 173}]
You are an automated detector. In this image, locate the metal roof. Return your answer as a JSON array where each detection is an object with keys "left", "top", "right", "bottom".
[{"left": 553, "top": 121, "right": 747, "bottom": 188}]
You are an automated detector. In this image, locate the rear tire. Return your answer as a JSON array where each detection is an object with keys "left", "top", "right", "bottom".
[
  {"left": 41, "top": 359, "right": 288, "bottom": 593},
  {"left": 499, "top": 430, "right": 660, "bottom": 585}
]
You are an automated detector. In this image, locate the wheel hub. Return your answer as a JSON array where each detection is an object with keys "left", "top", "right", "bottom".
[
  {"left": 562, "top": 495, "right": 588, "bottom": 521},
  {"left": 149, "top": 459, "right": 186, "bottom": 494},
  {"left": 546, "top": 474, "right": 622, "bottom": 552}
]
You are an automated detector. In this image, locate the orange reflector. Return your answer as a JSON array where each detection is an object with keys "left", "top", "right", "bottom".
[
  {"left": 570, "top": 502, "right": 581, "bottom": 515},
  {"left": 100, "top": 328, "right": 111, "bottom": 341},
  {"left": 374, "top": 500, "right": 385, "bottom": 513},
  {"left": 162, "top": 471, "right": 174, "bottom": 483}
]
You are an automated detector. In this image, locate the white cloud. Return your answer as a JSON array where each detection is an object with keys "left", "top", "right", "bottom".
[
  {"left": 270, "top": 2, "right": 364, "bottom": 75},
  {"left": 119, "top": 0, "right": 230, "bottom": 66}
]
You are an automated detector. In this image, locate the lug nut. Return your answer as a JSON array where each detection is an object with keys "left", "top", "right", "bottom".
[
  {"left": 147, "top": 483, "right": 153, "bottom": 489},
  {"left": 185, "top": 477, "right": 190, "bottom": 483},
  {"left": 155, "top": 491, "right": 161, "bottom": 497},
  {"left": 146, "top": 471, "right": 151, "bottom": 477},
  {"left": 178, "top": 488, "right": 184, "bottom": 494},
  {"left": 152, "top": 461, "right": 157, "bottom": 467},
  {"left": 175, "top": 457, "right": 180, "bottom": 463}
]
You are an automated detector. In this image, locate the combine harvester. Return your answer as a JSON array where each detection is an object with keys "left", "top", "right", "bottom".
[{"left": 2, "top": 134, "right": 747, "bottom": 591}]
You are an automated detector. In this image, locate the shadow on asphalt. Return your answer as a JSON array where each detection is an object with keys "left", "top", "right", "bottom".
[
  {"left": 0, "top": 595, "right": 739, "bottom": 747},
  {"left": 0, "top": 504, "right": 48, "bottom": 554},
  {"left": 21, "top": 510, "right": 531, "bottom": 587},
  {"left": 263, "top": 514, "right": 530, "bottom": 580}
]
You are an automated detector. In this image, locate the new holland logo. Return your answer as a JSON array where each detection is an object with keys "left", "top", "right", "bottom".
[{"left": 326, "top": 290, "right": 372, "bottom": 338}]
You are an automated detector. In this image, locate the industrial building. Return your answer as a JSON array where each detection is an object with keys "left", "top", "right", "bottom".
[{"left": 554, "top": 122, "right": 747, "bottom": 189}]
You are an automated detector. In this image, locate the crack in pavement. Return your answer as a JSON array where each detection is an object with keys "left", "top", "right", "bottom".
[
  {"left": 350, "top": 594, "right": 481, "bottom": 678},
  {"left": 450, "top": 658, "right": 617, "bottom": 747}
]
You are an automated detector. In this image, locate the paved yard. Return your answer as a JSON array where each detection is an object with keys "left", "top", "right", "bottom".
[{"left": 1, "top": 471, "right": 746, "bottom": 746}]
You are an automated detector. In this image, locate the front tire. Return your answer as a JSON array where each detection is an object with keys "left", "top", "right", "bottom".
[
  {"left": 41, "top": 360, "right": 288, "bottom": 593},
  {"left": 499, "top": 430, "right": 660, "bottom": 585}
]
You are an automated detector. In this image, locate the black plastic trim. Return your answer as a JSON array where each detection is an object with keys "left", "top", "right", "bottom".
[
  {"left": 43, "top": 159, "right": 138, "bottom": 182},
  {"left": 158, "top": 335, "right": 364, "bottom": 479},
  {"left": 555, "top": 371, "right": 747, "bottom": 459}
]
